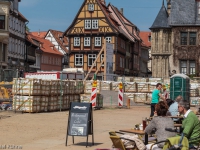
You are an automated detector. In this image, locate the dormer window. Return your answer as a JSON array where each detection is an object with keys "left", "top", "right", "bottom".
[
  {"left": 88, "top": 3, "right": 94, "bottom": 12},
  {"left": 148, "top": 36, "right": 151, "bottom": 42}
]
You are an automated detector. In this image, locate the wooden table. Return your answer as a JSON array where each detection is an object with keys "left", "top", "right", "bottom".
[
  {"left": 168, "top": 116, "right": 183, "bottom": 119},
  {"left": 174, "top": 124, "right": 182, "bottom": 127},
  {"left": 168, "top": 116, "right": 183, "bottom": 124},
  {"left": 174, "top": 123, "right": 183, "bottom": 133},
  {"left": 119, "top": 129, "right": 148, "bottom": 145}
]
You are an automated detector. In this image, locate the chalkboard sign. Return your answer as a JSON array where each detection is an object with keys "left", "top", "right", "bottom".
[{"left": 66, "top": 102, "right": 94, "bottom": 147}]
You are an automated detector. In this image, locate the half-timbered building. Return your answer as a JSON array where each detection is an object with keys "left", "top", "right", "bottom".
[
  {"left": 29, "top": 32, "right": 63, "bottom": 71},
  {"left": 151, "top": 0, "right": 200, "bottom": 77},
  {"left": 63, "top": 0, "right": 142, "bottom": 79}
]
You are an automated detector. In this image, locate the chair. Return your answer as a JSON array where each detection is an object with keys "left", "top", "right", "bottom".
[
  {"left": 110, "top": 135, "right": 127, "bottom": 150},
  {"left": 109, "top": 131, "right": 138, "bottom": 150},
  {"left": 149, "top": 133, "right": 200, "bottom": 150}
]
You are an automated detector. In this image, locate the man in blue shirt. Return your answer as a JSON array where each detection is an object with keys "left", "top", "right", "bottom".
[
  {"left": 169, "top": 95, "right": 183, "bottom": 117},
  {"left": 150, "top": 83, "right": 166, "bottom": 117}
]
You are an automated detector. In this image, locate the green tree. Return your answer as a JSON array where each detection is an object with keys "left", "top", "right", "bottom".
[{"left": 26, "top": 26, "right": 30, "bottom": 32}]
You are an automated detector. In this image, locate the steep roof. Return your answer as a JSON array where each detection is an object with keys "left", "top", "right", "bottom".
[
  {"left": 29, "top": 32, "right": 63, "bottom": 56},
  {"left": 18, "top": 12, "right": 28, "bottom": 22},
  {"left": 98, "top": 1, "right": 120, "bottom": 32},
  {"left": 111, "top": 6, "right": 141, "bottom": 41},
  {"left": 31, "top": 31, "right": 47, "bottom": 38},
  {"left": 150, "top": 3, "right": 169, "bottom": 29},
  {"left": 26, "top": 32, "right": 39, "bottom": 47},
  {"left": 63, "top": 0, "right": 118, "bottom": 36},
  {"left": 108, "top": 4, "right": 134, "bottom": 42},
  {"left": 63, "top": 0, "right": 130, "bottom": 37},
  {"left": 48, "top": 29, "right": 68, "bottom": 53},
  {"left": 139, "top": 32, "right": 151, "bottom": 47},
  {"left": 169, "top": 0, "right": 196, "bottom": 25}
]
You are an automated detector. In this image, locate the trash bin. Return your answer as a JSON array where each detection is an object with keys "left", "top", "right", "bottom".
[
  {"left": 170, "top": 74, "right": 190, "bottom": 101},
  {"left": 96, "top": 93, "right": 103, "bottom": 109}
]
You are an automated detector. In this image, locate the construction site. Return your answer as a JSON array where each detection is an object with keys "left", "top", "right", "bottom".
[{"left": 0, "top": 74, "right": 200, "bottom": 150}]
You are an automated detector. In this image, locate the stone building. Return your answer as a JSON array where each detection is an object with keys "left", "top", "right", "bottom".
[
  {"left": 8, "top": 0, "right": 28, "bottom": 76},
  {"left": 0, "top": 0, "right": 10, "bottom": 81},
  {"left": 151, "top": 0, "right": 200, "bottom": 77}
]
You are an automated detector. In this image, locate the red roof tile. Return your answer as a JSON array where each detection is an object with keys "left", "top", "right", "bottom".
[
  {"left": 48, "top": 29, "right": 68, "bottom": 53},
  {"left": 139, "top": 32, "right": 151, "bottom": 47},
  {"left": 31, "top": 31, "right": 47, "bottom": 38},
  {"left": 29, "top": 32, "right": 63, "bottom": 56}
]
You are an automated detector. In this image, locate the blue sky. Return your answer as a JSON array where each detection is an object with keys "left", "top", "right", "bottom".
[{"left": 19, "top": 0, "right": 164, "bottom": 32}]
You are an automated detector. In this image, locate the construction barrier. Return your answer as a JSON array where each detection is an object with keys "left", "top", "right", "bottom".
[
  {"left": 90, "top": 80, "right": 97, "bottom": 107},
  {"left": 118, "top": 82, "right": 123, "bottom": 106}
]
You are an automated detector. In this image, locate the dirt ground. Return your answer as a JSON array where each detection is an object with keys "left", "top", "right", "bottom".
[
  {"left": 0, "top": 106, "right": 199, "bottom": 150},
  {"left": 0, "top": 105, "right": 152, "bottom": 150}
]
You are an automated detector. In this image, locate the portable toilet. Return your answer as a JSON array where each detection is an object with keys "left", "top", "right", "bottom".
[{"left": 170, "top": 74, "right": 190, "bottom": 101}]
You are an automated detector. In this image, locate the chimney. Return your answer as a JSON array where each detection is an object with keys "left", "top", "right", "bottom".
[
  {"left": 120, "top": 8, "right": 123, "bottom": 15},
  {"left": 167, "top": 0, "right": 171, "bottom": 15},
  {"left": 38, "top": 29, "right": 40, "bottom": 36},
  {"left": 100, "top": 0, "right": 106, "bottom": 5}
]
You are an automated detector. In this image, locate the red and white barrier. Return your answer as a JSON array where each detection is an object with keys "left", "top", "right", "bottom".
[
  {"left": 90, "top": 80, "right": 97, "bottom": 107},
  {"left": 118, "top": 83, "right": 123, "bottom": 106}
]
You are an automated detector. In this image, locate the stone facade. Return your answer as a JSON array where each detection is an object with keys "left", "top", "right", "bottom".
[
  {"left": 0, "top": 1, "right": 10, "bottom": 81},
  {"left": 151, "top": 0, "right": 200, "bottom": 77}
]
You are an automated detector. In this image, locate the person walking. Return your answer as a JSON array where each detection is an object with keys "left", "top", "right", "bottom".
[{"left": 150, "top": 83, "right": 166, "bottom": 117}]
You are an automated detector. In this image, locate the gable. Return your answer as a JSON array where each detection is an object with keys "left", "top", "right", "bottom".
[{"left": 65, "top": 0, "right": 118, "bottom": 35}]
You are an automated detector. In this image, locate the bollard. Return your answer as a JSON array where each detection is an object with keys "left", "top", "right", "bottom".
[{"left": 127, "top": 99, "right": 130, "bottom": 109}]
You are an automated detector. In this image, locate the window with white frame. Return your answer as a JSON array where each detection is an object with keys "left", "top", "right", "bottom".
[
  {"left": 92, "top": 20, "right": 98, "bottom": 29},
  {"left": 88, "top": 54, "right": 96, "bottom": 66},
  {"left": 95, "top": 37, "right": 101, "bottom": 46},
  {"left": 180, "top": 60, "right": 196, "bottom": 75},
  {"left": 75, "top": 54, "right": 83, "bottom": 66},
  {"left": 190, "top": 61, "right": 195, "bottom": 74},
  {"left": 101, "top": 54, "right": 104, "bottom": 66},
  {"left": 180, "top": 60, "right": 187, "bottom": 74},
  {"left": 85, "top": 20, "right": 91, "bottom": 29},
  {"left": 74, "top": 37, "right": 80, "bottom": 46},
  {"left": 84, "top": 37, "right": 90, "bottom": 46},
  {"left": 88, "top": 3, "right": 94, "bottom": 11},
  {"left": 106, "top": 37, "right": 112, "bottom": 43}
]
